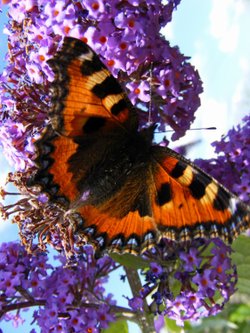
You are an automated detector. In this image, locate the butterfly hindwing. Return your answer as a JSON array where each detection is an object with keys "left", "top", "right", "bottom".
[
  {"left": 74, "top": 144, "right": 249, "bottom": 253},
  {"left": 151, "top": 147, "right": 249, "bottom": 243}
]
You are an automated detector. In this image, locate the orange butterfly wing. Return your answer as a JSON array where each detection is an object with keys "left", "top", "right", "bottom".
[
  {"left": 32, "top": 37, "right": 137, "bottom": 203},
  {"left": 30, "top": 37, "right": 250, "bottom": 254},
  {"left": 48, "top": 38, "right": 136, "bottom": 137},
  {"left": 151, "top": 148, "right": 249, "bottom": 242},
  {"left": 74, "top": 146, "right": 249, "bottom": 254}
]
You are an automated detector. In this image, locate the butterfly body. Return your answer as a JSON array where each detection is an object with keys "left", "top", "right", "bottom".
[
  {"left": 71, "top": 123, "right": 154, "bottom": 216},
  {"left": 29, "top": 37, "right": 250, "bottom": 254}
]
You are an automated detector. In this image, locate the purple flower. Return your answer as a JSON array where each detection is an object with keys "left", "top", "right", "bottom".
[
  {"left": 154, "top": 315, "right": 165, "bottom": 333},
  {"left": 96, "top": 306, "right": 115, "bottom": 329},
  {"left": 126, "top": 81, "right": 150, "bottom": 104},
  {"left": 192, "top": 270, "right": 216, "bottom": 297},
  {"left": 84, "top": 0, "right": 105, "bottom": 19},
  {"left": 150, "top": 262, "right": 163, "bottom": 277},
  {"left": 179, "top": 247, "right": 202, "bottom": 272},
  {"left": 195, "top": 115, "right": 250, "bottom": 204},
  {"left": 134, "top": 239, "right": 238, "bottom": 324},
  {"left": 0, "top": 271, "right": 17, "bottom": 296},
  {"left": 128, "top": 296, "right": 144, "bottom": 311},
  {"left": 0, "top": 242, "right": 116, "bottom": 331},
  {"left": 1, "top": 0, "right": 201, "bottom": 148}
]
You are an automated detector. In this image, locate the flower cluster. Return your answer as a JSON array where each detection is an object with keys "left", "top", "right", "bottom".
[
  {"left": 0, "top": 0, "right": 202, "bottom": 175},
  {"left": 195, "top": 115, "right": 250, "bottom": 203},
  {"left": 0, "top": 242, "right": 116, "bottom": 332},
  {"left": 128, "top": 239, "right": 237, "bottom": 326},
  {"left": 0, "top": 239, "right": 240, "bottom": 331}
]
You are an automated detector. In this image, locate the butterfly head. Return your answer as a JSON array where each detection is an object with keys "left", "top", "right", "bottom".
[{"left": 139, "top": 123, "right": 157, "bottom": 144}]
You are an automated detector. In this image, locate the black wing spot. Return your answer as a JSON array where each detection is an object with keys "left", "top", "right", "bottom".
[
  {"left": 81, "top": 54, "right": 104, "bottom": 76},
  {"left": 110, "top": 99, "right": 128, "bottom": 116},
  {"left": 156, "top": 182, "right": 172, "bottom": 206},
  {"left": 213, "top": 187, "right": 230, "bottom": 211},
  {"left": 189, "top": 174, "right": 212, "bottom": 199},
  {"left": 170, "top": 161, "right": 186, "bottom": 178},
  {"left": 92, "top": 76, "right": 123, "bottom": 99}
]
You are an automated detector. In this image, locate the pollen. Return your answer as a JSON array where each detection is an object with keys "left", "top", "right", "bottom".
[
  {"left": 72, "top": 318, "right": 79, "bottom": 325},
  {"left": 81, "top": 36, "right": 88, "bottom": 44},
  {"left": 175, "top": 71, "right": 181, "bottom": 79},
  {"left": 120, "top": 42, "right": 127, "bottom": 50},
  {"left": 53, "top": 10, "right": 59, "bottom": 17},
  {"left": 107, "top": 59, "right": 115, "bottom": 67},
  {"left": 64, "top": 26, "right": 70, "bottom": 35},
  {"left": 217, "top": 266, "right": 223, "bottom": 274},
  {"left": 99, "top": 36, "right": 107, "bottom": 44},
  {"left": 87, "top": 328, "right": 93, "bottom": 333},
  {"left": 39, "top": 54, "right": 45, "bottom": 62},
  {"left": 91, "top": 2, "right": 99, "bottom": 10},
  {"left": 31, "top": 280, "right": 38, "bottom": 287},
  {"left": 201, "top": 278, "right": 208, "bottom": 287},
  {"left": 164, "top": 79, "right": 170, "bottom": 87},
  {"left": 128, "top": 19, "right": 135, "bottom": 28}
]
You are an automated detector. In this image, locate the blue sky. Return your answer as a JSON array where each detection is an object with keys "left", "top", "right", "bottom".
[
  {"left": 0, "top": 1, "right": 250, "bottom": 332},
  {"left": 165, "top": 0, "right": 250, "bottom": 159}
]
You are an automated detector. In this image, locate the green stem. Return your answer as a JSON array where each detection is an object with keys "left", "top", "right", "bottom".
[{"left": 124, "top": 266, "right": 156, "bottom": 333}]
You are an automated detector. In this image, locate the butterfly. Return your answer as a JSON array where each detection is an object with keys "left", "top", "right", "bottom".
[{"left": 29, "top": 37, "right": 250, "bottom": 255}]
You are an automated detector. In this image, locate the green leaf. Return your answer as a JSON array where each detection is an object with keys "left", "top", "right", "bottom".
[
  {"left": 236, "top": 322, "right": 250, "bottom": 333},
  {"left": 164, "top": 317, "right": 184, "bottom": 333},
  {"left": 229, "top": 304, "right": 250, "bottom": 323},
  {"left": 110, "top": 253, "right": 150, "bottom": 269},
  {"left": 186, "top": 317, "right": 238, "bottom": 333},
  {"left": 232, "top": 236, "right": 250, "bottom": 256},
  {"left": 232, "top": 236, "right": 250, "bottom": 295},
  {"left": 103, "top": 320, "right": 129, "bottom": 333}
]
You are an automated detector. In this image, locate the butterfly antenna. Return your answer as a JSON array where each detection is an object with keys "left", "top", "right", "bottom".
[
  {"left": 147, "top": 62, "right": 153, "bottom": 125},
  {"left": 155, "top": 127, "right": 217, "bottom": 134},
  {"left": 186, "top": 126, "right": 216, "bottom": 131}
]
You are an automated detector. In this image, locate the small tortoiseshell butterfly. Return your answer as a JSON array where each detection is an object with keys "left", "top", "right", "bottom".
[{"left": 30, "top": 37, "right": 250, "bottom": 254}]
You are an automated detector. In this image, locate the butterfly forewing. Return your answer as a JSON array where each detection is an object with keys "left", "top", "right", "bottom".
[{"left": 47, "top": 37, "right": 138, "bottom": 137}]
